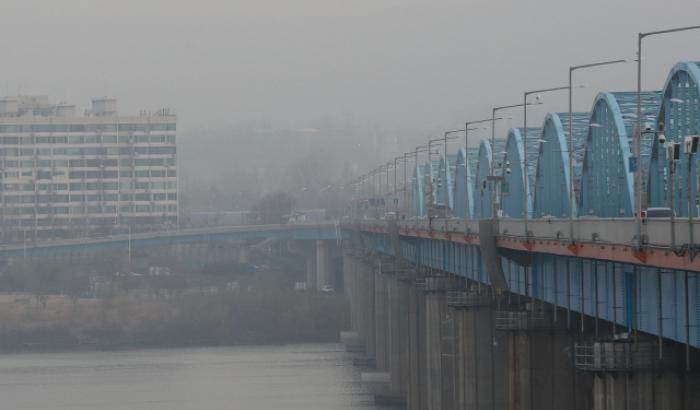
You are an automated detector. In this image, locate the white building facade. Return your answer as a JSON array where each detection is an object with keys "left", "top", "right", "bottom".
[{"left": 0, "top": 96, "right": 177, "bottom": 242}]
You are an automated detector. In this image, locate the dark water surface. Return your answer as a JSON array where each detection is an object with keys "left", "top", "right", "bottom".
[{"left": 0, "top": 344, "right": 378, "bottom": 410}]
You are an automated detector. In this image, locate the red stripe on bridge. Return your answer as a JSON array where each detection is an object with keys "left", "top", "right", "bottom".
[{"left": 367, "top": 226, "right": 700, "bottom": 271}]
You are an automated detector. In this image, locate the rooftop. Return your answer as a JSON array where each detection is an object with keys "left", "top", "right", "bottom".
[{"left": 0, "top": 95, "right": 174, "bottom": 120}]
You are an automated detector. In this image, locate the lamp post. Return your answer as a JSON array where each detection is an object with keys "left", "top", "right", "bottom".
[
  {"left": 368, "top": 167, "right": 381, "bottom": 217},
  {"left": 393, "top": 156, "right": 399, "bottom": 215},
  {"left": 393, "top": 155, "right": 409, "bottom": 216},
  {"left": 367, "top": 169, "right": 376, "bottom": 217},
  {"left": 367, "top": 169, "right": 374, "bottom": 200},
  {"left": 636, "top": 25, "right": 700, "bottom": 249},
  {"left": 386, "top": 161, "right": 392, "bottom": 216},
  {"left": 128, "top": 224, "right": 132, "bottom": 267},
  {"left": 403, "top": 152, "right": 410, "bottom": 216},
  {"left": 377, "top": 166, "right": 383, "bottom": 197},
  {"left": 380, "top": 163, "right": 391, "bottom": 216},
  {"left": 427, "top": 136, "right": 444, "bottom": 225},
  {"left": 569, "top": 59, "right": 627, "bottom": 241},
  {"left": 361, "top": 173, "right": 370, "bottom": 208},
  {"left": 523, "top": 86, "right": 571, "bottom": 235},
  {"left": 492, "top": 104, "right": 539, "bottom": 220},
  {"left": 375, "top": 165, "right": 387, "bottom": 217},
  {"left": 668, "top": 143, "right": 680, "bottom": 249},
  {"left": 441, "top": 131, "right": 466, "bottom": 217},
  {"left": 465, "top": 118, "right": 506, "bottom": 221},
  {"left": 411, "top": 144, "right": 433, "bottom": 217}
]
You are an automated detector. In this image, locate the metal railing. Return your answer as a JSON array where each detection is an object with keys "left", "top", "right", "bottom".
[
  {"left": 414, "top": 278, "right": 427, "bottom": 289},
  {"left": 357, "top": 217, "right": 700, "bottom": 252},
  {"left": 446, "top": 290, "right": 492, "bottom": 308},
  {"left": 494, "top": 309, "right": 549, "bottom": 331},
  {"left": 574, "top": 341, "right": 654, "bottom": 372}
]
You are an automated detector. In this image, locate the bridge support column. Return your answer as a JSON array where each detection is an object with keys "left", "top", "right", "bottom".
[
  {"left": 355, "top": 255, "right": 414, "bottom": 407},
  {"left": 357, "top": 255, "right": 375, "bottom": 357},
  {"left": 238, "top": 245, "right": 248, "bottom": 265},
  {"left": 408, "top": 273, "right": 428, "bottom": 410},
  {"left": 316, "top": 240, "right": 328, "bottom": 291},
  {"left": 396, "top": 275, "right": 412, "bottom": 402},
  {"left": 382, "top": 268, "right": 410, "bottom": 405},
  {"left": 374, "top": 267, "right": 388, "bottom": 371},
  {"left": 495, "top": 306, "right": 593, "bottom": 410},
  {"left": 451, "top": 289, "right": 510, "bottom": 410},
  {"left": 588, "top": 335, "right": 698, "bottom": 410},
  {"left": 505, "top": 332, "right": 532, "bottom": 410},
  {"left": 424, "top": 276, "right": 459, "bottom": 410},
  {"left": 305, "top": 254, "right": 316, "bottom": 291},
  {"left": 541, "top": 330, "right": 591, "bottom": 410}
]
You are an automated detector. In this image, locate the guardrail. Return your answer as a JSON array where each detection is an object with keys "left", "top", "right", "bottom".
[
  {"left": 353, "top": 216, "right": 700, "bottom": 251},
  {"left": 0, "top": 222, "right": 340, "bottom": 254}
]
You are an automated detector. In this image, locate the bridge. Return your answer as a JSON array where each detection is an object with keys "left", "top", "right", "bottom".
[
  {"left": 6, "top": 45, "right": 700, "bottom": 410},
  {"left": 339, "top": 59, "right": 700, "bottom": 410},
  {"left": 3, "top": 222, "right": 341, "bottom": 291}
]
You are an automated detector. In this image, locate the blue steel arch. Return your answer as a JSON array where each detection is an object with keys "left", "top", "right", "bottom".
[
  {"left": 533, "top": 112, "right": 589, "bottom": 218},
  {"left": 453, "top": 147, "right": 479, "bottom": 218},
  {"left": 437, "top": 154, "right": 458, "bottom": 210},
  {"left": 580, "top": 91, "right": 661, "bottom": 217},
  {"left": 648, "top": 62, "right": 700, "bottom": 217},
  {"left": 501, "top": 128, "right": 541, "bottom": 218},
  {"left": 474, "top": 139, "right": 505, "bottom": 218}
]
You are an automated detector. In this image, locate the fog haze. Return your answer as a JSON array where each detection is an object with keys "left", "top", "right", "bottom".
[
  {"left": 3, "top": 1, "right": 698, "bottom": 129},
  {"left": 2, "top": 0, "right": 699, "bottom": 200}
]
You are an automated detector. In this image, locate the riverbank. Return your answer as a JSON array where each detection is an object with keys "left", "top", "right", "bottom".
[{"left": 0, "top": 289, "right": 349, "bottom": 353}]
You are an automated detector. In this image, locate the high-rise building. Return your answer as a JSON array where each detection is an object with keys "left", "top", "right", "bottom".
[{"left": 0, "top": 96, "right": 177, "bottom": 243}]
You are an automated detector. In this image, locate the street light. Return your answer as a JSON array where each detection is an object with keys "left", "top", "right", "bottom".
[
  {"left": 684, "top": 135, "right": 699, "bottom": 249},
  {"left": 464, "top": 118, "right": 507, "bottom": 221},
  {"left": 492, "top": 104, "right": 539, "bottom": 219},
  {"left": 427, "top": 136, "right": 447, "bottom": 224},
  {"left": 384, "top": 161, "right": 393, "bottom": 216},
  {"left": 393, "top": 155, "right": 408, "bottom": 216},
  {"left": 667, "top": 142, "right": 681, "bottom": 249},
  {"left": 368, "top": 167, "right": 381, "bottom": 204},
  {"left": 523, "top": 85, "right": 573, "bottom": 235},
  {"left": 441, "top": 130, "right": 467, "bottom": 218},
  {"left": 410, "top": 144, "right": 438, "bottom": 217},
  {"left": 636, "top": 25, "right": 700, "bottom": 251},
  {"left": 569, "top": 58, "right": 627, "bottom": 241}
]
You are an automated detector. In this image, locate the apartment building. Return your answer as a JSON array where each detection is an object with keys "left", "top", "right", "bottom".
[{"left": 0, "top": 96, "right": 177, "bottom": 243}]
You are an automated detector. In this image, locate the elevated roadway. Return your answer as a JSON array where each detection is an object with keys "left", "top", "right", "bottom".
[{"left": 0, "top": 222, "right": 340, "bottom": 258}]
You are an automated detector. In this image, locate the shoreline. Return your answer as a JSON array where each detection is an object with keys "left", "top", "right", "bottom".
[
  {"left": 0, "top": 335, "right": 343, "bottom": 355},
  {"left": 0, "top": 288, "right": 349, "bottom": 355}
]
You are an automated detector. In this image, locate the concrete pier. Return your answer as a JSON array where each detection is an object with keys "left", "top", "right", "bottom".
[
  {"left": 374, "top": 266, "right": 387, "bottom": 370},
  {"left": 340, "top": 249, "right": 700, "bottom": 410},
  {"left": 315, "top": 240, "right": 328, "bottom": 290},
  {"left": 407, "top": 274, "right": 428, "bottom": 410}
]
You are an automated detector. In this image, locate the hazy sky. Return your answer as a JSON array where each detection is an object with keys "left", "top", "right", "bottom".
[{"left": 2, "top": 0, "right": 699, "bottom": 143}]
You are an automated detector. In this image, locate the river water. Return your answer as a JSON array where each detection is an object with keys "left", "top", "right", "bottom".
[{"left": 0, "top": 344, "right": 379, "bottom": 410}]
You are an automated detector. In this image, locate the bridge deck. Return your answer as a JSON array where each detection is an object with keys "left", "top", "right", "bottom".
[
  {"left": 355, "top": 217, "right": 700, "bottom": 272},
  {"left": 347, "top": 217, "right": 700, "bottom": 349},
  {"left": 0, "top": 223, "right": 340, "bottom": 257}
]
